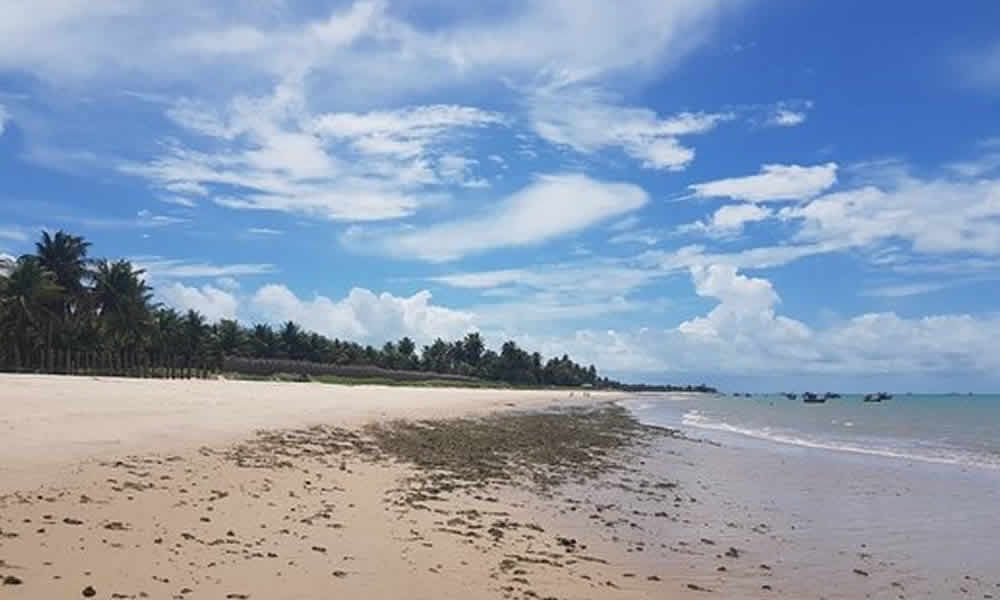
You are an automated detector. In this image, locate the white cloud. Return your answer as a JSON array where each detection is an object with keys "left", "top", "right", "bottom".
[
  {"left": 0, "top": 226, "right": 28, "bottom": 242},
  {"left": 313, "top": 105, "right": 504, "bottom": 160},
  {"left": 957, "top": 40, "right": 1000, "bottom": 91},
  {"left": 535, "top": 266, "right": 1000, "bottom": 376},
  {"left": 0, "top": 103, "right": 8, "bottom": 135},
  {"left": 250, "top": 285, "right": 474, "bottom": 345},
  {"left": 343, "top": 173, "right": 649, "bottom": 261},
  {"left": 158, "top": 282, "right": 239, "bottom": 322},
  {"left": 768, "top": 109, "right": 806, "bottom": 127},
  {"left": 67, "top": 211, "right": 188, "bottom": 230},
  {"left": 690, "top": 163, "right": 838, "bottom": 202},
  {"left": 134, "top": 257, "right": 277, "bottom": 278},
  {"left": 160, "top": 196, "right": 197, "bottom": 208},
  {"left": 861, "top": 282, "right": 953, "bottom": 298},
  {"left": 946, "top": 153, "right": 1000, "bottom": 177},
  {"left": 436, "top": 153, "right": 490, "bottom": 188},
  {"left": 780, "top": 175, "right": 1000, "bottom": 255},
  {"left": 0, "top": 1, "right": 736, "bottom": 106},
  {"left": 639, "top": 242, "right": 835, "bottom": 273},
  {"left": 125, "top": 83, "right": 506, "bottom": 222},
  {"left": 609, "top": 215, "right": 641, "bottom": 231},
  {"left": 609, "top": 230, "right": 661, "bottom": 246},
  {"left": 679, "top": 203, "right": 773, "bottom": 237},
  {"left": 215, "top": 277, "right": 240, "bottom": 292},
  {"left": 247, "top": 227, "right": 283, "bottom": 236},
  {"left": 530, "top": 86, "right": 731, "bottom": 170}
]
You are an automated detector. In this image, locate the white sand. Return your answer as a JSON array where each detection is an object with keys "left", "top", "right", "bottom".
[{"left": 0, "top": 374, "right": 609, "bottom": 490}]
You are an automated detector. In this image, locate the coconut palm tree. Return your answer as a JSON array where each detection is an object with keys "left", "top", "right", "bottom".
[
  {"left": 0, "top": 256, "right": 63, "bottom": 369},
  {"left": 35, "top": 230, "right": 93, "bottom": 354},
  {"left": 93, "top": 259, "right": 154, "bottom": 356}
]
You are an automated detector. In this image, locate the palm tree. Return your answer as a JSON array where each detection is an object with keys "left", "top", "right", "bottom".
[
  {"left": 35, "top": 230, "right": 91, "bottom": 297},
  {"left": 93, "top": 259, "right": 154, "bottom": 356},
  {"left": 150, "top": 308, "right": 183, "bottom": 367},
  {"left": 35, "top": 230, "right": 93, "bottom": 354},
  {"left": 180, "top": 310, "right": 210, "bottom": 370},
  {"left": 0, "top": 256, "right": 63, "bottom": 369},
  {"left": 215, "top": 319, "right": 247, "bottom": 358}
]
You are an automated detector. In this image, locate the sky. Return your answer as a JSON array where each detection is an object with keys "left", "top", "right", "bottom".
[{"left": 1, "top": 0, "right": 999, "bottom": 392}]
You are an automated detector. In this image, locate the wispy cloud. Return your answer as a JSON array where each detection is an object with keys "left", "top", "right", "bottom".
[
  {"left": 247, "top": 227, "right": 283, "bottom": 236},
  {"left": 861, "top": 282, "right": 953, "bottom": 298},
  {"left": 76, "top": 210, "right": 188, "bottom": 229},
  {"left": 133, "top": 257, "right": 278, "bottom": 278},
  {"left": 957, "top": 40, "right": 1000, "bottom": 91},
  {"left": 529, "top": 85, "right": 732, "bottom": 171},
  {"left": 768, "top": 109, "right": 806, "bottom": 127},
  {"left": 342, "top": 173, "right": 648, "bottom": 262},
  {"left": 690, "top": 163, "right": 838, "bottom": 202},
  {"left": 0, "top": 226, "right": 28, "bottom": 242}
]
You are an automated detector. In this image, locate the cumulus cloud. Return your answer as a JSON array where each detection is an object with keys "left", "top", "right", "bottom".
[
  {"left": 530, "top": 86, "right": 731, "bottom": 170},
  {"left": 531, "top": 266, "right": 1000, "bottom": 376},
  {"left": 343, "top": 173, "right": 649, "bottom": 261},
  {"left": 689, "top": 163, "right": 838, "bottom": 202},
  {"left": 250, "top": 285, "right": 474, "bottom": 345},
  {"left": 158, "top": 282, "right": 239, "bottom": 322},
  {"left": 780, "top": 175, "right": 1000, "bottom": 255}
]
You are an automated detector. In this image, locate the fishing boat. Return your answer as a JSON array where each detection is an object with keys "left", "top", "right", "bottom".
[
  {"left": 803, "top": 392, "right": 826, "bottom": 404},
  {"left": 863, "top": 392, "right": 892, "bottom": 402}
]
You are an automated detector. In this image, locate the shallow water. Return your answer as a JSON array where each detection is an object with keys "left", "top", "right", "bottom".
[
  {"left": 616, "top": 393, "right": 1000, "bottom": 598},
  {"left": 625, "top": 392, "right": 1000, "bottom": 470}
]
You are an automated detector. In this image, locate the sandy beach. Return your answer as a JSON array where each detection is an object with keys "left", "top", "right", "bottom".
[{"left": 2, "top": 376, "right": 998, "bottom": 599}]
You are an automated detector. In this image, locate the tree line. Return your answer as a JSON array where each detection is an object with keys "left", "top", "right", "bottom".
[{"left": 0, "top": 230, "right": 714, "bottom": 392}]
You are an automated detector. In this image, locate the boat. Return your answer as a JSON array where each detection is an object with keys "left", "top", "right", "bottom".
[
  {"left": 863, "top": 392, "right": 892, "bottom": 402},
  {"left": 782, "top": 393, "right": 798, "bottom": 400},
  {"left": 823, "top": 392, "right": 841, "bottom": 400},
  {"left": 803, "top": 392, "right": 826, "bottom": 404}
]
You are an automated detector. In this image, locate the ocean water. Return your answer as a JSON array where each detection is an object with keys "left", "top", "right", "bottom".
[{"left": 624, "top": 392, "right": 1000, "bottom": 470}]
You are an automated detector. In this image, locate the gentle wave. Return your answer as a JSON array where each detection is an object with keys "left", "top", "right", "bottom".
[{"left": 679, "top": 411, "right": 999, "bottom": 470}]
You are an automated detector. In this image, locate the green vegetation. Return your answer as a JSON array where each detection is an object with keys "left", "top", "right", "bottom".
[{"left": 0, "top": 229, "right": 715, "bottom": 392}]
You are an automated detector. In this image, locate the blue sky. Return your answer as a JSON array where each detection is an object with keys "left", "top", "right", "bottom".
[{"left": 2, "top": 0, "right": 1000, "bottom": 391}]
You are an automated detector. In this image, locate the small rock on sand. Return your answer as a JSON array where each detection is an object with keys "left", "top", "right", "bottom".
[{"left": 83, "top": 585, "right": 97, "bottom": 597}]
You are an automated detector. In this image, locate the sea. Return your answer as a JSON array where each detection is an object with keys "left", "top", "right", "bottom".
[{"left": 624, "top": 392, "right": 1000, "bottom": 471}]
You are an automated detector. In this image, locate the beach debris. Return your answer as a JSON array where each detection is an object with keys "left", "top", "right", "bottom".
[
  {"left": 3, "top": 575, "right": 24, "bottom": 585},
  {"left": 853, "top": 568, "right": 870, "bottom": 577},
  {"left": 686, "top": 583, "right": 713, "bottom": 592},
  {"left": 725, "top": 547, "right": 740, "bottom": 558},
  {"left": 63, "top": 517, "right": 84, "bottom": 525},
  {"left": 82, "top": 585, "right": 97, "bottom": 597}
]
